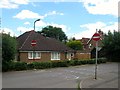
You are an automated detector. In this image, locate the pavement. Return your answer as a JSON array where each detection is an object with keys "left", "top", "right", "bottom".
[{"left": 80, "top": 67, "right": 119, "bottom": 89}]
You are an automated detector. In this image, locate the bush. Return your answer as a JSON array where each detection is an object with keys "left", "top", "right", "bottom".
[
  {"left": 27, "top": 63, "right": 34, "bottom": 69},
  {"left": 80, "top": 60, "right": 88, "bottom": 64},
  {"left": 13, "top": 62, "right": 27, "bottom": 71},
  {"left": 33, "top": 62, "right": 42, "bottom": 69},
  {"left": 71, "top": 60, "right": 82, "bottom": 66},
  {"left": 97, "top": 58, "right": 107, "bottom": 63},
  {"left": 27, "top": 62, "right": 52, "bottom": 69},
  {"left": 69, "top": 60, "right": 75, "bottom": 66},
  {"left": 35, "top": 62, "right": 52, "bottom": 69},
  {"left": 74, "top": 60, "right": 80, "bottom": 65},
  {"left": 2, "top": 61, "right": 10, "bottom": 72},
  {"left": 87, "top": 59, "right": 95, "bottom": 64},
  {"left": 52, "top": 61, "right": 68, "bottom": 68},
  {"left": 2, "top": 58, "right": 107, "bottom": 72}
]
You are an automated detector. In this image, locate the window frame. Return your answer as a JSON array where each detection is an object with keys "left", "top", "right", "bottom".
[
  {"left": 51, "top": 52, "right": 60, "bottom": 60},
  {"left": 28, "top": 51, "right": 41, "bottom": 59}
]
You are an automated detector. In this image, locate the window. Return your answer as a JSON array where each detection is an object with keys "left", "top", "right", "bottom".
[
  {"left": 28, "top": 52, "right": 41, "bottom": 59},
  {"left": 67, "top": 53, "right": 74, "bottom": 60},
  {"left": 51, "top": 52, "right": 60, "bottom": 60},
  {"left": 28, "top": 52, "right": 33, "bottom": 59}
]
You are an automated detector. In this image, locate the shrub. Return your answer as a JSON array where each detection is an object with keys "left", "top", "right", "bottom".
[
  {"left": 36, "top": 62, "right": 52, "bottom": 69},
  {"left": 69, "top": 60, "right": 75, "bottom": 66},
  {"left": 2, "top": 61, "right": 27, "bottom": 71},
  {"left": 80, "top": 60, "right": 88, "bottom": 64},
  {"left": 13, "top": 62, "right": 27, "bottom": 71},
  {"left": 69, "top": 60, "right": 88, "bottom": 66},
  {"left": 51, "top": 61, "right": 68, "bottom": 68},
  {"left": 97, "top": 58, "right": 107, "bottom": 64},
  {"left": 2, "top": 61, "right": 9, "bottom": 72},
  {"left": 87, "top": 59, "right": 95, "bottom": 64},
  {"left": 27, "top": 63, "right": 34, "bottom": 69},
  {"left": 74, "top": 60, "right": 80, "bottom": 65},
  {"left": 33, "top": 62, "right": 42, "bottom": 69},
  {"left": 8, "top": 61, "right": 16, "bottom": 70},
  {"left": 27, "top": 62, "right": 52, "bottom": 69},
  {"left": 2, "top": 58, "right": 107, "bottom": 72}
]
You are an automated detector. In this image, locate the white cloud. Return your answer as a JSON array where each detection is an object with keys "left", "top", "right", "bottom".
[
  {"left": 13, "top": 10, "right": 64, "bottom": 20},
  {"left": 80, "top": 0, "right": 119, "bottom": 17},
  {"left": 13, "top": 10, "right": 44, "bottom": 19},
  {"left": 0, "top": 28, "right": 15, "bottom": 36},
  {"left": 80, "top": 22, "right": 106, "bottom": 30},
  {"left": 44, "top": 11, "right": 64, "bottom": 17},
  {"left": 35, "top": 20, "right": 70, "bottom": 33},
  {"left": 0, "top": 0, "right": 30, "bottom": 9},
  {"left": 24, "top": 22, "right": 31, "bottom": 25},
  {"left": 11, "top": 0, "right": 29, "bottom": 4},
  {"left": 0, "top": 0, "right": 18, "bottom": 9},
  {"left": 35, "top": 20, "right": 47, "bottom": 27},
  {"left": 73, "top": 22, "right": 118, "bottom": 39},
  {"left": 48, "top": 23, "right": 70, "bottom": 33},
  {"left": 102, "top": 22, "right": 118, "bottom": 33}
]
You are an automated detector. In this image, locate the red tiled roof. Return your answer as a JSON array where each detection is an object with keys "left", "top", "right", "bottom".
[
  {"left": 80, "top": 38, "right": 90, "bottom": 45},
  {"left": 17, "top": 30, "right": 74, "bottom": 52}
]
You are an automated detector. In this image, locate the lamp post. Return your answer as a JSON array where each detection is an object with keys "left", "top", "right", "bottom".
[
  {"left": 32, "top": 19, "right": 40, "bottom": 61},
  {"left": 34, "top": 19, "right": 40, "bottom": 31}
]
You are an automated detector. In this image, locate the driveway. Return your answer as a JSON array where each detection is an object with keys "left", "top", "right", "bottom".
[{"left": 2, "top": 62, "right": 118, "bottom": 88}]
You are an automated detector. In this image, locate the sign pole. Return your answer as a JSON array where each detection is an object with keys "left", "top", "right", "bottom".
[
  {"left": 92, "top": 32, "right": 100, "bottom": 80},
  {"left": 95, "top": 41, "right": 98, "bottom": 79}
]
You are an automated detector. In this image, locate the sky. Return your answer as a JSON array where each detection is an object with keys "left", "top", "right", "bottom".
[{"left": 0, "top": 0, "right": 119, "bottom": 39}]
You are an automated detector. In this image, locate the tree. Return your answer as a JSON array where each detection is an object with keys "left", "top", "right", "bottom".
[
  {"left": 2, "top": 33, "right": 17, "bottom": 62},
  {"left": 38, "top": 25, "right": 67, "bottom": 42},
  {"left": 102, "top": 31, "right": 120, "bottom": 62},
  {"left": 66, "top": 40, "right": 83, "bottom": 50}
]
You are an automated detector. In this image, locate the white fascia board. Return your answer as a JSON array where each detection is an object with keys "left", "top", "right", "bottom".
[{"left": 19, "top": 51, "right": 51, "bottom": 53}]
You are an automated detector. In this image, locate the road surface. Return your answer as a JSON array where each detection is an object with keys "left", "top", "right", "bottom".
[{"left": 2, "top": 62, "right": 118, "bottom": 88}]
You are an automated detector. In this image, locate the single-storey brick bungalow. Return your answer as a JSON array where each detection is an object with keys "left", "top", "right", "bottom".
[{"left": 16, "top": 30, "right": 74, "bottom": 62}]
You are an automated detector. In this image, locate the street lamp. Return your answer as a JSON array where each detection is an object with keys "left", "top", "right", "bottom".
[
  {"left": 32, "top": 19, "right": 40, "bottom": 61},
  {"left": 34, "top": 19, "right": 40, "bottom": 31}
]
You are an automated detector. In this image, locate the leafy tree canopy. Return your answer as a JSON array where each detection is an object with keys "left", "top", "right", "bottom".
[
  {"left": 38, "top": 25, "right": 67, "bottom": 42},
  {"left": 2, "top": 33, "right": 17, "bottom": 62},
  {"left": 66, "top": 40, "right": 83, "bottom": 50},
  {"left": 102, "top": 31, "right": 120, "bottom": 62}
]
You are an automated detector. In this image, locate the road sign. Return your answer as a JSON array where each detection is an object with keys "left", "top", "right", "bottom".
[
  {"left": 31, "top": 40, "right": 36, "bottom": 46},
  {"left": 92, "top": 33, "right": 100, "bottom": 41},
  {"left": 92, "top": 32, "right": 100, "bottom": 79}
]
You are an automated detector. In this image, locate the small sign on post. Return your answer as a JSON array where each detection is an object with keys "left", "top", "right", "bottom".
[
  {"left": 92, "top": 32, "right": 100, "bottom": 80},
  {"left": 31, "top": 40, "right": 36, "bottom": 46},
  {"left": 92, "top": 33, "right": 100, "bottom": 41}
]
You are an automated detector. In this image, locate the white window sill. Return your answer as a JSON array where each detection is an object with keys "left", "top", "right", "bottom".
[
  {"left": 28, "top": 58, "right": 41, "bottom": 59},
  {"left": 51, "top": 59, "right": 60, "bottom": 60}
]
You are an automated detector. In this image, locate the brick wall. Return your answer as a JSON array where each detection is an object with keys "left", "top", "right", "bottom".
[
  {"left": 19, "top": 52, "right": 68, "bottom": 62},
  {"left": 76, "top": 52, "right": 91, "bottom": 60}
]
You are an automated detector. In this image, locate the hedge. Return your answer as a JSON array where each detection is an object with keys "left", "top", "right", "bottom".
[
  {"left": 51, "top": 61, "right": 68, "bottom": 68},
  {"left": 2, "top": 58, "right": 107, "bottom": 72}
]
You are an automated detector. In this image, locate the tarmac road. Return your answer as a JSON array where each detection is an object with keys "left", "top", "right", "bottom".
[{"left": 2, "top": 62, "right": 119, "bottom": 88}]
